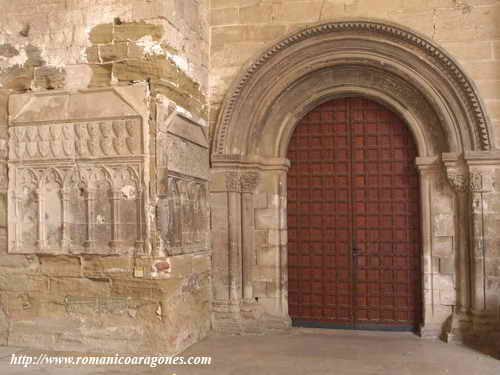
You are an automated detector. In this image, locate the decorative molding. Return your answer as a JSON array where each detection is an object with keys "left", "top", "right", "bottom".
[
  {"left": 225, "top": 172, "right": 241, "bottom": 192},
  {"left": 9, "top": 165, "right": 143, "bottom": 255},
  {"left": 469, "top": 172, "right": 495, "bottom": 193},
  {"left": 240, "top": 172, "right": 259, "bottom": 193},
  {"left": 9, "top": 119, "right": 142, "bottom": 161},
  {"left": 446, "top": 172, "right": 468, "bottom": 193},
  {"left": 214, "top": 20, "right": 491, "bottom": 154}
]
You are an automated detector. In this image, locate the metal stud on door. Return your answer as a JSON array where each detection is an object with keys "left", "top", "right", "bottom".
[{"left": 287, "top": 97, "right": 421, "bottom": 331}]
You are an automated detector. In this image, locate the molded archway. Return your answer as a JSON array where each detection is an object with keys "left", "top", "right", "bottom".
[
  {"left": 210, "top": 20, "right": 497, "bottom": 340},
  {"left": 212, "top": 19, "right": 493, "bottom": 161}
]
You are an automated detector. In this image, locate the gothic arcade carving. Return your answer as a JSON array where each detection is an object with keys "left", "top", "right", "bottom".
[
  {"left": 8, "top": 89, "right": 146, "bottom": 255},
  {"left": 155, "top": 102, "right": 209, "bottom": 255},
  {"left": 8, "top": 88, "right": 210, "bottom": 258}
]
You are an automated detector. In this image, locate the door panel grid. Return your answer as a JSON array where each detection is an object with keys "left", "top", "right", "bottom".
[{"left": 287, "top": 97, "right": 421, "bottom": 329}]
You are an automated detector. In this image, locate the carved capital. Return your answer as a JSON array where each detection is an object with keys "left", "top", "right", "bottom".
[
  {"left": 240, "top": 172, "right": 259, "bottom": 193},
  {"left": 225, "top": 172, "right": 240, "bottom": 192},
  {"left": 469, "top": 172, "right": 495, "bottom": 193},
  {"left": 446, "top": 172, "right": 468, "bottom": 193}
]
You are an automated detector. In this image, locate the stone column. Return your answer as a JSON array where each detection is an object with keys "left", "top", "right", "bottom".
[
  {"left": 37, "top": 187, "right": 46, "bottom": 251},
  {"left": 442, "top": 154, "right": 472, "bottom": 342},
  {"left": 226, "top": 172, "right": 243, "bottom": 303},
  {"left": 61, "top": 189, "right": 71, "bottom": 249},
  {"left": 240, "top": 172, "right": 258, "bottom": 302},
  {"left": 465, "top": 154, "right": 500, "bottom": 342},
  {"left": 135, "top": 187, "right": 145, "bottom": 254},
  {"left": 110, "top": 190, "right": 122, "bottom": 250},
  {"left": 13, "top": 191, "right": 22, "bottom": 250},
  {"left": 84, "top": 188, "right": 96, "bottom": 250},
  {"left": 445, "top": 170, "right": 470, "bottom": 315}
]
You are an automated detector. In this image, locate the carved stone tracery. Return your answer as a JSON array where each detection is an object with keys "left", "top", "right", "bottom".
[{"left": 10, "top": 164, "right": 144, "bottom": 254}]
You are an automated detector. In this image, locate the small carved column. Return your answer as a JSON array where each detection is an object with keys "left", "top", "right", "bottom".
[
  {"left": 110, "top": 189, "right": 122, "bottom": 249},
  {"left": 37, "top": 186, "right": 46, "bottom": 250},
  {"left": 240, "top": 172, "right": 258, "bottom": 302},
  {"left": 84, "top": 188, "right": 96, "bottom": 249},
  {"left": 13, "top": 191, "right": 22, "bottom": 250},
  {"left": 445, "top": 171, "right": 470, "bottom": 315},
  {"left": 61, "top": 188, "right": 71, "bottom": 249},
  {"left": 135, "top": 187, "right": 145, "bottom": 254},
  {"left": 226, "top": 172, "right": 243, "bottom": 303}
]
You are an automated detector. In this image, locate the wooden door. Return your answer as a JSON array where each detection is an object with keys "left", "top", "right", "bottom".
[{"left": 287, "top": 97, "right": 421, "bottom": 331}]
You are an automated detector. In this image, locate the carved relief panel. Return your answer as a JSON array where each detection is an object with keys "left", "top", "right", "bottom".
[
  {"left": 10, "top": 164, "right": 144, "bottom": 255},
  {"left": 8, "top": 88, "right": 147, "bottom": 255},
  {"left": 155, "top": 107, "right": 209, "bottom": 256}
]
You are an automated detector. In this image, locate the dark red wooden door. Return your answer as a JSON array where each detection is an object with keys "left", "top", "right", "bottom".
[{"left": 287, "top": 97, "right": 421, "bottom": 330}]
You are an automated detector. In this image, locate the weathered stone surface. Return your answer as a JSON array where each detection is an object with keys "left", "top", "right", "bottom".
[
  {"left": 0, "top": 303, "right": 7, "bottom": 345},
  {"left": 39, "top": 256, "right": 81, "bottom": 277},
  {"left": 1, "top": 73, "right": 210, "bottom": 355},
  {"left": 33, "top": 66, "right": 66, "bottom": 90}
]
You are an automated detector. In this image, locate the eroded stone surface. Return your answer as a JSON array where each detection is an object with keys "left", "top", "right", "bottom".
[{"left": 0, "top": 83, "right": 211, "bottom": 354}]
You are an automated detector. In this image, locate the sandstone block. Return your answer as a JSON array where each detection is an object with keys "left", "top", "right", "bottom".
[
  {"left": 114, "top": 22, "right": 163, "bottom": 42},
  {"left": 441, "top": 41, "right": 493, "bottom": 61},
  {"left": 440, "top": 288, "right": 457, "bottom": 306},
  {"left": 99, "top": 42, "right": 128, "bottom": 62},
  {"left": 240, "top": 5, "right": 273, "bottom": 24},
  {"left": 89, "top": 24, "right": 113, "bottom": 44},
  {"left": 485, "top": 100, "right": 500, "bottom": 120},
  {"left": 439, "top": 256, "right": 455, "bottom": 275},
  {"left": 64, "top": 64, "right": 93, "bottom": 90},
  {"left": 39, "top": 255, "right": 81, "bottom": 277},
  {"left": 255, "top": 208, "right": 280, "bottom": 229},
  {"left": 89, "top": 64, "right": 112, "bottom": 87},
  {"left": 433, "top": 214, "right": 454, "bottom": 237},
  {"left": 494, "top": 40, "right": 500, "bottom": 60},
  {"left": 49, "top": 277, "right": 110, "bottom": 298},
  {"left": 275, "top": 1, "right": 323, "bottom": 23},
  {"left": 0, "top": 306, "right": 7, "bottom": 345},
  {"left": 433, "top": 236, "right": 453, "bottom": 257},
  {"left": 82, "top": 256, "right": 133, "bottom": 278},
  {"left": 211, "top": 0, "right": 241, "bottom": 8},
  {"left": 210, "top": 7, "right": 239, "bottom": 26}
]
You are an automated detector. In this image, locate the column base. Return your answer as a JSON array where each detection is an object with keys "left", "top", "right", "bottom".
[
  {"left": 419, "top": 323, "right": 443, "bottom": 340},
  {"left": 445, "top": 312, "right": 473, "bottom": 344}
]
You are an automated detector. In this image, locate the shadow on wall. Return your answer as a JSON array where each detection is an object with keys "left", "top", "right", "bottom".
[{"left": 463, "top": 325, "right": 500, "bottom": 360}]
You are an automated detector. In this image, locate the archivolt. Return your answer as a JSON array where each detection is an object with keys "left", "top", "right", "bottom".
[{"left": 212, "top": 19, "right": 492, "bottom": 159}]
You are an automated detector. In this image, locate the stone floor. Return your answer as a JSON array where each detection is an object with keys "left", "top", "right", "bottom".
[{"left": 0, "top": 329, "right": 498, "bottom": 374}]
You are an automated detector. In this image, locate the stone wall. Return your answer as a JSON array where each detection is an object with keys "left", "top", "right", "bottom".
[{"left": 0, "top": 0, "right": 211, "bottom": 354}]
